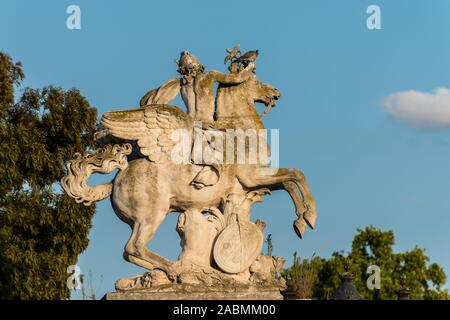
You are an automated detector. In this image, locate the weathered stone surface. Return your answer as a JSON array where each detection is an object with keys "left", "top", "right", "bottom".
[
  {"left": 62, "top": 46, "right": 318, "bottom": 300},
  {"left": 214, "top": 221, "right": 264, "bottom": 274},
  {"left": 103, "top": 284, "right": 284, "bottom": 300}
]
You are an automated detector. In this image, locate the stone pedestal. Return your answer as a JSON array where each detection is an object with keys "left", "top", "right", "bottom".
[{"left": 103, "top": 284, "right": 284, "bottom": 300}]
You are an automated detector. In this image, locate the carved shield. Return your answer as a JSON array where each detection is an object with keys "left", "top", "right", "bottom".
[{"left": 213, "top": 221, "right": 264, "bottom": 274}]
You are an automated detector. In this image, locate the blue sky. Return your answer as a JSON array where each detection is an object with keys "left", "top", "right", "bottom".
[{"left": 1, "top": 0, "right": 450, "bottom": 299}]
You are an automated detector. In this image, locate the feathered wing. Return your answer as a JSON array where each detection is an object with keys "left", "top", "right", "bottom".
[
  {"left": 101, "top": 105, "right": 191, "bottom": 163},
  {"left": 139, "top": 78, "right": 181, "bottom": 107}
]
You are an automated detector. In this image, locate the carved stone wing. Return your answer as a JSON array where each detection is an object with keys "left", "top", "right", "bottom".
[
  {"left": 101, "top": 104, "right": 191, "bottom": 163},
  {"left": 139, "top": 78, "right": 181, "bottom": 107}
]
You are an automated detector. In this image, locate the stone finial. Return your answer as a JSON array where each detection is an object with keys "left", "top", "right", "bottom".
[
  {"left": 396, "top": 275, "right": 411, "bottom": 300},
  {"left": 329, "top": 261, "right": 364, "bottom": 300}
]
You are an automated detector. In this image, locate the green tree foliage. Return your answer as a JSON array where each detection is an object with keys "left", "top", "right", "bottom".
[
  {"left": 283, "top": 226, "right": 449, "bottom": 300},
  {"left": 0, "top": 52, "right": 98, "bottom": 299}
]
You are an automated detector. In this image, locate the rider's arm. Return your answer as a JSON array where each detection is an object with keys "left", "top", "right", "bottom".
[{"left": 209, "top": 63, "right": 256, "bottom": 85}]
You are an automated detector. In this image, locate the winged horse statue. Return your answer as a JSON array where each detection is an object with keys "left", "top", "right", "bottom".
[{"left": 61, "top": 49, "right": 317, "bottom": 286}]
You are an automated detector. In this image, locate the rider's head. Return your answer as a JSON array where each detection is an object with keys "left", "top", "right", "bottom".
[{"left": 176, "top": 51, "right": 205, "bottom": 78}]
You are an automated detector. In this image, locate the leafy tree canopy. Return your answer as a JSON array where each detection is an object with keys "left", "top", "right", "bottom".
[
  {"left": 0, "top": 52, "right": 97, "bottom": 299},
  {"left": 283, "top": 226, "right": 449, "bottom": 300}
]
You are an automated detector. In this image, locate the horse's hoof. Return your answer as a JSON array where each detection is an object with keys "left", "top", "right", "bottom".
[
  {"left": 164, "top": 262, "right": 181, "bottom": 281},
  {"left": 167, "top": 272, "right": 177, "bottom": 282},
  {"left": 293, "top": 218, "right": 306, "bottom": 239},
  {"left": 304, "top": 209, "right": 317, "bottom": 229},
  {"left": 150, "top": 269, "right": 172, "bottom": 286}
]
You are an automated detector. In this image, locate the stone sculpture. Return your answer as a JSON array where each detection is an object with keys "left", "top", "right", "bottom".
[{"left": 61, "top": 46, "right": 317, "bottom": 299}]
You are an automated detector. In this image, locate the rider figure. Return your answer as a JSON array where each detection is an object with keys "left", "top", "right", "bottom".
[
  {"left": 140, "top": 51, "right": 255, "bottom": 122},
  {"left": 140, "top": 51, "right": 256, "bottom": 189}
]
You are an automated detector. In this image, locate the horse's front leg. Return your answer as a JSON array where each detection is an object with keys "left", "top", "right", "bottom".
[
  {"left": 236, "top": 167, "right": 316, "bottom": 233},
  {"left": 265, "top": 168, "right": 317, "bottom": 229},
  {"left": 288, "top": 168, "right": 317, "bottom": 229},
  {"left": 267, "top": 180, "right": 310, "bottom": 238},
  {"left": 281, "top": 181, "right": 309, "bottom": 238}
]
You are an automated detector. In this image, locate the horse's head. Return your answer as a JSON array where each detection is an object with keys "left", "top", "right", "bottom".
[
  {"left": 260, "top": 83, "right": 281, "bottom": 107},
  {"left": 246, "top": 77, "right": 281, "bottom": 108}
]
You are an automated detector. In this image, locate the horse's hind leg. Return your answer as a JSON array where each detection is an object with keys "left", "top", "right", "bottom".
[
  {"left": 123, "top": 222, "right": 160, "bottom": 270},
  {"left": 124, "top": 202, "right": 175, "bottom": 277}
]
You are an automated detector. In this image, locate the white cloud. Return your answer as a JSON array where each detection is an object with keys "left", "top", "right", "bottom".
[{"left": 382, "top": 87, "right": 450, "bottom": 128}]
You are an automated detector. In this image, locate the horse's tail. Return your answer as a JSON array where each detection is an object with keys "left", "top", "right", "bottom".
[{"left": 61, "top": 143, "right": 132, "bottom": 206}]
